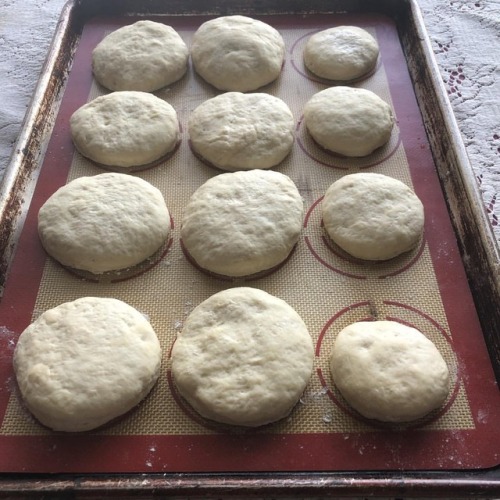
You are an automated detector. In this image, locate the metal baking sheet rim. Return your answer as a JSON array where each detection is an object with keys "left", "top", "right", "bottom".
[{"left": 0, "top": 0, "right": 499, "bottom": 495}]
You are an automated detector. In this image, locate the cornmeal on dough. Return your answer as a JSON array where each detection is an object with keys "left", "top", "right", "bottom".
[
  {"left": 13, "top": 297, "right": 162, "bottom": 432},
  {"left": 181, "top": 169, "right": 304, "bottom": 277},
  {"left": 322, "top": 172, "right": 424, "bottom": 261},
  {"left": 329, "top": 320, "right": 450, "bottom": 423},
  {"left": 191, "top": 15, "right": 285, "bottom": 92},
  {"left": 304, "top": 26, "right": 379, "bottom": 81},
  {"left": 188, "top": 92, "right": 295, "bottom": 171},
  {"left": 303, "top": 86, "right": 394, "bottom": 157},
  {"left": 171, "top": 287, "right": 314, "bottom": 427},
  {"left": 92, "top": 20, "right": 189, "bottom": 92},
  {"left": 38, "top": 172, "right": 171, "bottom": 273},
  {"left": 70, "top": 91, "right": 179, "bottom": 168}
]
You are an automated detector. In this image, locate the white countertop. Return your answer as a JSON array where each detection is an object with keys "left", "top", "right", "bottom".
[{"left": 1, "top": 0, "right": 499, "bottom": 243}]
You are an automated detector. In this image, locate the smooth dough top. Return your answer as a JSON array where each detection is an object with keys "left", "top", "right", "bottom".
[
  {"left": 92, "top": 20, "right": 189, "bottom": 92},
  {"left": 70, "top": 91, "right": 179, "bottom": 168},
  {"left": 322, "top": 173, "right": 424, "bottom": 261},
  {"left": 303, "top": 86, "right": 394, "bottom": 157},
  {"left": 13, "top": 297, "right": 162, "bottom": 432},
  {"left": 180, "top": 169, "right": 304, "bottom": 277},
  {"left": 188, "top": 92, "right": 295, "bottom": 171},
  {"left": 329, "top": 320, "right": 450, "bottom": 423},
  {"left": 304, "top": 26, "right": 379, "bottom": 81},
  {"left": 38, "top": 172, "right": 171, "bottom": 273},
  {"left": 191, "top": 16, "right": 285, "bottom": 92},
  {"left": 171, "top": 287, "right": 314, "bottom": 427}
]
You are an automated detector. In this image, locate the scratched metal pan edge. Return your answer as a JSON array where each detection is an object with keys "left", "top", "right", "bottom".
[
  {"left": 0, "top": 0, "right": 77, "bottom": 291},
  {"left": 398, "top": 1, "right": 500, "bottom": 384},
  {"left": 0, "top": 0, "right": 499, "bottom": 495}
]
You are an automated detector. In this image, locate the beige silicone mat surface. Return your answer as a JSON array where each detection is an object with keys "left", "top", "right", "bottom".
[
  {"left": 0, "top": 18, "right": 475, "bottom": 439},
  {"left": 2, "top": 9, "right": 498, "bottom": 474}
]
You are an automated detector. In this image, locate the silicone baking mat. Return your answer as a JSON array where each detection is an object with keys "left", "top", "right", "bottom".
[{"left": 0, "top": 12, "right": 498, "bottom": 474}]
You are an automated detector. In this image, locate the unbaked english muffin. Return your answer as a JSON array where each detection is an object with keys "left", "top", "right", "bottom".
[
  {"left": 38, "top": 172, "right": 171, "bottom": 274},
  {"left": 188, "top": 92, "right": 295, "bottom": 171},
  {"left": 13, "top": 297, "right": 162, "bottom": 432},
  {"left": 304, "top": 26, "right": 379, "bottom": 81},
  {"left": 330, "top": 320, "right": 450, "bottom": 423},
  {"left": 303, "top": 86, "right": 394, "bottom": 157},
  {"left": 92, "top": 20, "right": 189, "bottom": 92},
  {"left": 181, "top": 169, "right": 304, "bottom": 277},
  {"left": 191, "top": 15, "right": 285, "bottom": 92},
  {"left": 321, "top": 173, "right": 424, "bottom": 261},
  {"left": 70, "top": 91, "right": 180, "bottom": 169},
  {"left": 171, "top": 287, "right": 314, "bottom": 427}
]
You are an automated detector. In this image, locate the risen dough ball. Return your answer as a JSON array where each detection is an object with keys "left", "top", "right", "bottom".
[
  {"left": 38, "top": 172, "right": 171, "bottom": 273},
  {"left": 329, "top": 320, "right": 450, "bottom": 423},
  {"left": 189, "top": 92, "right": 294, "bottom": 171},
  {"left": 303, "top": 86, "right": 394, "bottom": 157},
  {"left": 304, "top": 26, "right": 379, "bottom": 81},
  {"left": 322, "top": 173, "right": 424, "bottom": 261},
  {"left": 181, "top": 169, "right": 304, "bottom": 277},
  {"left": 171, "top": 287, "right": 314, "bottom": 426},
  {"left": 70, "top": 91, "right": 179, "bottom": 168},
  {"left": 191, "top": 15, "right": 285, "bottom": 92},
  {"left": 92, "top": 20, "right": 189, "bottom": 92},
  {"left": 13, "top": 297, "right": 162, "bottom": 432}
]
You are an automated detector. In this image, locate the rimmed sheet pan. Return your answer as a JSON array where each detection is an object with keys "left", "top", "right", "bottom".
[{"left": 0, "top": 0, "right": 498, "bottom": 496}]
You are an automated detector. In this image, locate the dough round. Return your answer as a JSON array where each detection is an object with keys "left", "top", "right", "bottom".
[
  {"left": 322, "top": 173, "right": 424, "bottom": 261},
  {"left": 188, "top": 92, "right": 294, "bottom": 171},
  {"left": 329, "top": 320, "right": 450, "bottom": 423},
  {"left": 304, "top": 26, "right": 379, "bottom": 81},
  {"left": 92, "top": 20, "right": 189, "bottom": 92},
  {"left": 13, "top": 297, "right": 162, "bottom": 432},
  {"left": 38, "top": 172, "right": 171, "bottom": 273},
  {"left": 171, "top": 287, "right": 314, "bottom": 426},
  {"left": 191, "top": 15, "right": 285, "bottom": 92},
  {"left": 181, "top": 169, "right": 304, "bottom": 277},
  {"left": 303, "top": 86, "right": 394, "bottom": 157},
  {"left": 70, "top": 91, "right": 179, "bottom": 168}
]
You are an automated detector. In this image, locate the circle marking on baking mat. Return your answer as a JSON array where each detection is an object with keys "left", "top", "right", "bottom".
[{"left": 314, "top": 301, "right": 460, "bottom": 429}]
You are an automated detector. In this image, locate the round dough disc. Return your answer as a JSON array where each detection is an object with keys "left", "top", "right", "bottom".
[
  {"left": 191, "top": 15, "right": 285, "bottom": 92},
  {"left": 92, "top": 20, "right": 189, "bottom": 92},
  {"left": 180, "top": 169, "right": 304, "bottom": 277},
  {"left": 322, "top": 172, "right": 424, "bottom": 261},
  {"left": 171, "top": 287, "right": 314, "bottom": 427},
  {"left": 329, "top": 320, "right": 450, "bottom": 423},
  {"left": 70, "top": 91, "right": 179, "bottom": 168},
  {"left": 304, "top": 26, "right": 379, "bottom": 81},
  {"left": 188, "top": 92, "right": 295, "bottom": 171},
  {"left": 303, "top": 86, "right": 394, "bottom": 157},
  {"left": 13, "top": 297, "right": 162, "bottom": 432},
  {"left": 38, "top": 172, "right": 171, "bottom": 274}
]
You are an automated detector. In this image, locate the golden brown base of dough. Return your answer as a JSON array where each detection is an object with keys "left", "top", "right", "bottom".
[
  {"left": 53, "top": 235, "right": 173, "bottom": 284},
  {"left": 74, "top": 139, "right": 181, "bottom": 173},
  {"left": 180, "top": 238, "right": 297, "bottom": 281}
]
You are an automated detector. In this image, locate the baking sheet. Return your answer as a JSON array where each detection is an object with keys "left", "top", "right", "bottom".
[{"left": 0, "top": 0, "right": 498, "bottom": 489}]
